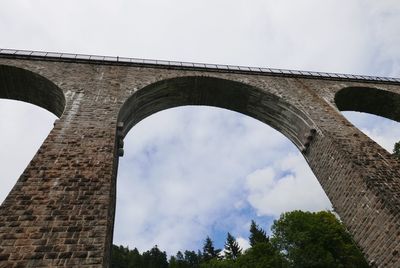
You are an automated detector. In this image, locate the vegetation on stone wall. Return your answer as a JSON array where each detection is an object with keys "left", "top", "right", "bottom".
[
  {"left": 111, "top": 210, "right": 369, "bottom": 268},
  {"left": 394, "top": 141, "right": 400, "bottom": 159}
]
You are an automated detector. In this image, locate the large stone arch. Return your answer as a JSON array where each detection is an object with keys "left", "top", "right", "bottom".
[
  {"left": 113, "top": 75, "right": 328, "bottom": 257},
  {"left": 0, "top": 64, "right": 65, "bottom": 117},
  {"left": 118, "top": 76, "right": 316, "bottom": 152},
  {"left": 335, "top": 86, "right": 400, "bottom": 123}
]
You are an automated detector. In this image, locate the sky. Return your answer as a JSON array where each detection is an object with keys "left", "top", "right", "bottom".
[{"left": 0, "top": 0, "right": 400, "bottom": 256}]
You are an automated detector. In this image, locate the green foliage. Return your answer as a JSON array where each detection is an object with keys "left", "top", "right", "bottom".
[
  {"left": 224, "top": 232, "right": 242, "bottom": 260},
  {"left": 271, "top": 210, "right": 369, "bottom": 268},
  {"left": 184, "top": 250, "right": 202, "bottom": 267},
  {"left": 249, "top": 220, "right": 269, "bottom": 246},
  {"left": 202, "top": 236, "right": 221, "bottom": 262},
  {"left": 199, "top": 258, "right": 234, "bottom": 268},
  {"left": 236, "top": 242, "right": 287, "bottom": 268},
  {"left": 169, "top": 250, "right": 201, "bottom": 268},
  {"left": 394, "top": 141, "right": 400, "bottom": 159},
  {"left": 111, "top": 245, "right": 142, "bottom": 268},
  {"left": 142, "top": 245, "right": 169, "bottom": 268},
  {"left": 111, "top": 210, "right": 369, "bottom": 268}
]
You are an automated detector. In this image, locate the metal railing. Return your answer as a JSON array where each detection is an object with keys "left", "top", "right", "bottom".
[{"left": 1, "top": 48, "right": 399, "bottom": 84}]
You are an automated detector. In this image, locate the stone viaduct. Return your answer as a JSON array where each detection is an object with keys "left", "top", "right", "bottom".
[{"left": 0, "top": 49, "right": 399, "bottom": 267}]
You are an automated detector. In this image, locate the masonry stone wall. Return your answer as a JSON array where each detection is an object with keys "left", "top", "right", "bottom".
[{"left": 0, "top": 57, "right": 399, "bottom": 267}]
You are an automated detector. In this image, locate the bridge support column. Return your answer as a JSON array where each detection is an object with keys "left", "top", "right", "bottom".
[
  {"left": 0, "top": 90, "right": 118, "bottom": 267},
  {"left": 301, "top": 86, "right": 400, "bottom": 267}
]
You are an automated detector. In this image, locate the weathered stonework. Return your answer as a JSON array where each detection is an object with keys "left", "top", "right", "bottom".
[{"left": 0, "top": 51, "right": 399, "bottom": 267}]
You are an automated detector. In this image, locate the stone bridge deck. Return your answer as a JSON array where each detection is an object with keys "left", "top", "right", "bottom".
[{"left": 1, "top": 48, "right": 399, "bottom": 84}]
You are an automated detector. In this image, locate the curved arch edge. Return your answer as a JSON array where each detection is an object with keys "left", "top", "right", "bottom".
[
  {"left": 334, "top": 86, "right": 400, "bottom": 123},
  {"left": 0, "top": 64, "right": 66, "bottom": 118},
  {"left": 117, "top": 75, "right": 318, "bottom": 153}
]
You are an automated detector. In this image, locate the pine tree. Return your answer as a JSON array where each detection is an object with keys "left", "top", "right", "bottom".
[
  {"left": 249, "top": 220, "right": 269, "bottom": 247},
  {"left": 142, "top": 245, "right": 168, "bottom": 268},
  {"left": 202, "top": 236, "right": 221, "bottom": 261},
  {"left": 184, "top": 250, "right": 201, "bottom": 267},
  {"left": 224, "top": 232, "right": 242, "bottom": 260},
  {"left": 170, "top": 250, "right": 190, "bottom": 268},
  {"left": 176, "top": 251, "right": 184, "bottom": 261}
]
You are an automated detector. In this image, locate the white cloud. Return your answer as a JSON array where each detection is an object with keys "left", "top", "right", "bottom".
[
  {"left": 0, "top": 0, "right": 398, "bottom": 74},
  {"left": 245, "top": 168, "right": 276, "bottom": 191},
  {"left": 246, "top": 153, "right": 332, "bottom": 218},
  {"left": 363, "top": 0, "right": 400, "bottom": 76},
  {"left": 236, "top": 237, "right": 251, "bottom": 251}
]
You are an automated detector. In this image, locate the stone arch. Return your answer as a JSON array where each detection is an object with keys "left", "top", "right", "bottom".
[
  {"left": 118, "top": 76, "right": 316, "bottom": 152},
  {"left": 0, "top": 64, "right": 65, "bottom": 117},
  {"left": 114, "top": 75, "right": 325, "bottom": 261},
  {"left": 334, "top": 86, "right": 400, "bottom": 123}
]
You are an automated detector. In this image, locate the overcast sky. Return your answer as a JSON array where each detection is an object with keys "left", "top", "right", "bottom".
[{"left": 1, "top": 0, "right": 400, "bottom": 255}]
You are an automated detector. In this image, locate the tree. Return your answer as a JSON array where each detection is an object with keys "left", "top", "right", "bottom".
[
  {"left": 234, "top": 220, "right": 286, "bottom": 267},
  {"left": 249, "top": 220, "right": 269, "bottom": 246},
  {"left": 111, "top": 245, "right": 142, "bottom": 268},
  {"left": 111, "top": 210, "right": 370, "bottom": 267},
  {"left": 184, "top": 250, "right": 201, "bottom": 267},
  {"left": 235, "top": 242, "right": 286, "bottom": 268},
  {"left": 224, "top": 232, "right": 242, "bottom": 260},
  {"left": 271, "top": 210, "right": 369, "bottom": 268},
  {"left": 202, "top": 236, "right": 221, "bottom": 262},
  {"left": 169, "top": 250, "right": 202, "bottom": 268},
  {"left": 169, "top": 251, "right": 187, "bottom": 268},
  {"left": 142, "top": 245, "right": 169, "bottom": 268},
  {"left": 176, "top": 251, "right": 184, "bottom": 261},
  {"left": 394, "top": 141, "right": 400, "bottom": 159}
]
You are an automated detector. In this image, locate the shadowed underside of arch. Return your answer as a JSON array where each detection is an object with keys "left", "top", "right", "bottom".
[
  {"left": 0, "top": 64, "right": 65, "bottom": 117},
  {"left": 335, "top": 86, "right": 400, "bottom": 123},
  {"left": 118, "top": 76, "right": 315, "bottom": 151}
]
